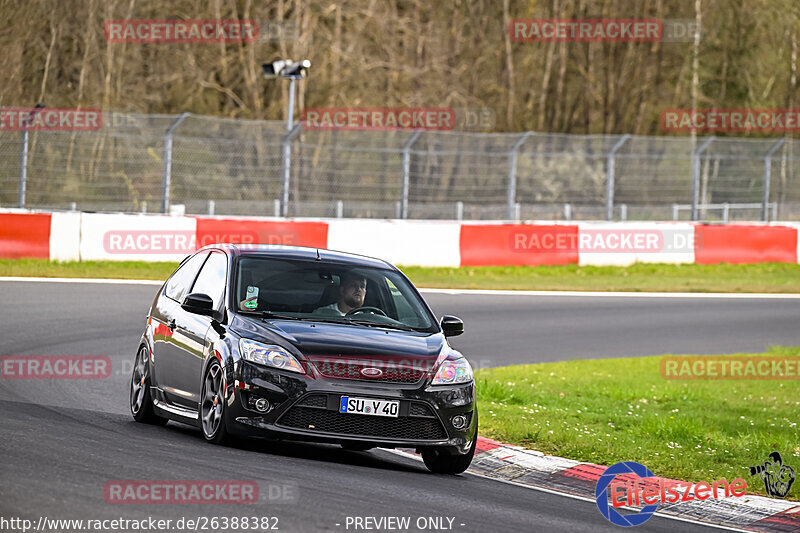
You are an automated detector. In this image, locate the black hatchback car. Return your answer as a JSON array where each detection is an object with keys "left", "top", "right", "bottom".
[{"left": 130, "top": 244, "right": 477, "bottom": 474}]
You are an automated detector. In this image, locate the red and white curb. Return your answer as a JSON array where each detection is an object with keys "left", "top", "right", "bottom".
[{"left": 398, "top": 437, "right": 799, "bottom": 532}]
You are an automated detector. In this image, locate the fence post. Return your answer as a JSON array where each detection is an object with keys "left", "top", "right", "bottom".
[
  {"left": 401, "top": 131, "right": 422, "bottom": 219},
  {"left": 280, "top": 122, "right": 302, "bottom": 217},
  {"left": 161, "top": 112, "right": 190, "bottom": 214},
  {"left": 691, "top": 136, "right": 715, "bottom": 221},
  {"left": 605, "top": 134, "right": 631, "bottom": 221},
  {"left": 18, "top": 129, "right": 28, "bottom": 208},
  {"left": 507, "top": 132, "right": 533, "bottom": 220},
  {"left": 456, "top": 201, "right": 463, "bottom": 221},
  {"left": 762, "top": 138, "right": 785, "bottom": 222}
]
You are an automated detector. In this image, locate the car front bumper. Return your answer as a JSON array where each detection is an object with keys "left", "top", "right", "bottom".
[{"left": 225, "top": 360, "right": 477, "bottom": 453}]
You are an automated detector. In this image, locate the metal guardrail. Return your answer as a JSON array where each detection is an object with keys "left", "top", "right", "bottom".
[
  {"left": 672, "top": 203, "right": 778, "bottom": 223},
  {"left": 1, "top": 111, "right": 799, "bottom": 221}
]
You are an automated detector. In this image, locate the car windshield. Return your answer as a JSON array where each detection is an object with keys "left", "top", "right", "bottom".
[{"left": 234, "top": 256, "right": 437, "bottom": 332}]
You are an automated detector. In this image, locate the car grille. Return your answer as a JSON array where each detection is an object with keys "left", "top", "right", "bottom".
[
  {"left": 308, "top": 358, "right": 430, "bottom": 384},
  {"left": 278, "top": 395, "right": 447, "bottom": 441}
]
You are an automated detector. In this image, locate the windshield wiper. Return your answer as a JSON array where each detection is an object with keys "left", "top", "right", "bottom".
[
  {"left": 239, "top": 310, "right": 302, "bottom": 320},
  {"left": 345, "top": 319, "right": 415, "bottom": 331}
]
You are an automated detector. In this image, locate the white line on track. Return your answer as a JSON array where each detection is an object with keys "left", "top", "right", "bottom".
[
  {"left": 383, "top": 449, "right": 753, "bottom": 533},
  {"left": 2, "top": 277, "right": 800, "bottom": 299},
  {"left": 419, "top": 287, "right": 800, "bottom": 299},
  {"left": 0, "top": 276, "right": 162, "bottom": 286}
]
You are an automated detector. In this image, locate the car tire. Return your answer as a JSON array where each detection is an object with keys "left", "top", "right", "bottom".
[
  {"left": 421, "top": 415, "right": 477, "bottom": 475},
  {"left": 130, "top": 345, "right": 168, "bottom": 426},
  {"left": 200, "top": 359, "right": 230, "bottom": 445}
]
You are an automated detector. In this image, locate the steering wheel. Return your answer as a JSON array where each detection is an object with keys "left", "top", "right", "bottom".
[{"left": 345, "top": 306, "right": 387, "bottom": 317}]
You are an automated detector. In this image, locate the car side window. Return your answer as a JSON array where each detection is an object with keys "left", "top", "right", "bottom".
[
  {"left": 164, "top": 252, "right": 209, "bottom": 303},
  {"left": 190, "top": 252, "right": 228, "bottom": 309},
  {"left": 386, "top": 278, "right": 417, "bottom": 323}
]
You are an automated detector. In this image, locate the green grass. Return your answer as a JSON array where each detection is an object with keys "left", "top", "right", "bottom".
[
  {"left": 400, "top": 262, "right": 800, "bottom": 293},
  {"left": 475, "top": 346, "right": 800, "bottom": 500},
  {"left": 0, "top": 259, "right": 179, "bottom": 280},
  {"left": 2, "top": 259, "right": 800, "bottom": 293}
]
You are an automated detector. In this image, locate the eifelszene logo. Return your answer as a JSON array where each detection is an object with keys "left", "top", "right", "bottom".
[
  {"left": 748, "top": 452, "right": 795, "bottom": 498},
  {"left": 595, "top": 461, "right": 747, "bottom": 527}
]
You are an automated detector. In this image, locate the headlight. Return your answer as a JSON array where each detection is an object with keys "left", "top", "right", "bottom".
[
  {"left": 238, "top": 339, "right": 304, "bottom": 374},
  {"left": 431, "top": 357, "right": 473, "bottom": 385}
]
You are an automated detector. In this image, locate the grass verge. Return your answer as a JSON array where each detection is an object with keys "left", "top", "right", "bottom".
[
  {"left": 475, "top": 346, "right": 800, "bottom": 500},
  {"left": 2, "top": 259, "right": 800, "bottom": 293}
]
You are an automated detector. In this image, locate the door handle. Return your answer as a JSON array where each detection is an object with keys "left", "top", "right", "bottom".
[{"left": 168, "top": 319, "right": 176, "bottom": 331}]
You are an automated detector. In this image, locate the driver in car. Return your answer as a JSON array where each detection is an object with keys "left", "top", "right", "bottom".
[{"left": 313, "top": 271, "right": 368, "bottom": 316}]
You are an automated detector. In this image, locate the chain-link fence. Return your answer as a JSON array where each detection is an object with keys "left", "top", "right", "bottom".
[{"left": 2, "top": 111, "right": 799, "bottom": 221}]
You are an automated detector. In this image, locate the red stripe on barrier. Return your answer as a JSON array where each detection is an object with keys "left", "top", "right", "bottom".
[
  {"left": 475, "top": 436, "right": 506, "bottom": 454},
  {"left": 194, "top": 218, "right": 328, "bottom": 250},
  {"left": 748, "top": 506, "right": 800, "bottom": 532},
  {"left": 0, "top": 213, "right": 51, "bottom": 258},
  {"left": 459, "top": 224, "right": 579, "bottom": 266},
  {"left": 695, "top": 225, "right": 798, "bottom": 264}
]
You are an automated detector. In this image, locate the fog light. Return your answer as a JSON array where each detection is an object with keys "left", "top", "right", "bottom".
[
  {"left": 254, "top": 398, "right": 270, "bottom": 413},
  {"left": 451, "top": 414, "right": 468, "bottom": 431}
]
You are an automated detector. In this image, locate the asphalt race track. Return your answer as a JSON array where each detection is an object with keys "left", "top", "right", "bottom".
[{"left": 3, "top": 279, "right": 797, "bottom": 532}]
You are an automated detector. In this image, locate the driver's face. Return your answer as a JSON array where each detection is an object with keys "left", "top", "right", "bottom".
[{"left": 340, "top": 277, "right": 366, "bottom": 309}]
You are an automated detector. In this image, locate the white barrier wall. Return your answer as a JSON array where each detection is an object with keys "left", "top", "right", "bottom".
[
  {"left": 576, "top": 222, "right": 696, "bottom": 266},
  {"left": 326, "top": 219, "right": 461, "bottom": 267},
  {"left": 79, "top": 213, "right": 197, "bottom": 262}
]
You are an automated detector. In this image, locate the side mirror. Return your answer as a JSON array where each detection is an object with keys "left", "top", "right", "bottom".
[
  {"left": 182, "top": 293, "right": 214, "bottom": 316},
  {"left": 440, "top": 315, "right": 464, "bottom": 337}
]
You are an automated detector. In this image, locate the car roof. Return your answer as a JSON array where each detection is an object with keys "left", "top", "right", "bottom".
[{"left": 197, "top": 243, "right": 394, "bottom": 269}]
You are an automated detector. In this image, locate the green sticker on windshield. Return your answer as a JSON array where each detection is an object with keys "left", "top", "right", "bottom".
[{"left": 244, "top": 300, "right": 258, "bottom": 309}]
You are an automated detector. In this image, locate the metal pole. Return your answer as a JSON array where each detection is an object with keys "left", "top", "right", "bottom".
[
  {"left": 18, "top": 130, "right": 28, "bottom": 208},
  {"left": 722, "top": 203, "right": 729, "bottom": 223},
  {"left": 336, "top": 200, "right": 343, "bottom": 218},
  {"left": 401, "top": 131, "right": 422, "bottom": 219},
  {"left": 620, "top": 204, "right": 627, "bottom": 221},
  {"left": 762, "top": 138, "right": 785, "bottom": 222},
  {"left": 605, "top": 134, "right": 631, "bottom": 221},
  {"left": 691, "top": 136, "right": 715, "bottom": 221},
  {"left": 456, "top": 201, "right": 463, "bottom": 221},
  {"left": 286, "top": 78, "right": 295, "bottom": 131},
  {"left": 507, "top": 132, "right": 533, "bottom": 220},
  {"left": 673, "top": 204, "right": 679, "bottom": 221},
  {"left": 161, "top": 112, "right": 190, "bottom": 214},
  {"left": 17, "top": 105, "right": 45, "bottom": 209},
  {"left": 280, "top": 122, "right": 301, "bottom": 217}
]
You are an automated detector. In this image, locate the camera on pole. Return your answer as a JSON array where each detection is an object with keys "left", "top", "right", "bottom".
[{"left": 262, "top": 59, "right": 310, "bottom": 80}]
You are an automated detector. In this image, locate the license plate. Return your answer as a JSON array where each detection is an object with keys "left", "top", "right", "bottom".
[{"left": 339, "top": 396, "right": 399, "bottom": 418}]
